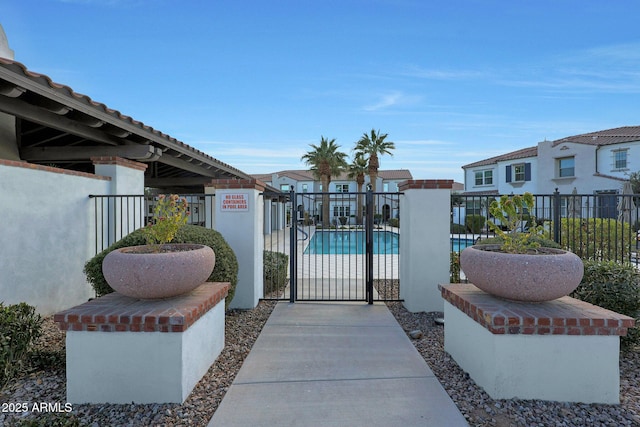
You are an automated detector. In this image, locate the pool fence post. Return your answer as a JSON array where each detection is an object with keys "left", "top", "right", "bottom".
[
  {"left": 399, "top": 179, "right": 454, "bottom": 313},
  {"left": 206, "top": 179, "right": 265, "bottom": 309}
]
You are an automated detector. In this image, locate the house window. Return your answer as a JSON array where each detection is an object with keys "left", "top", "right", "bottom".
[
  {"left": 335, "top": 184, "right": 349, "bottom": 193},
  {"left": 558, "top": 157, "right": 575, "bottom": 178},
  {"left": 614, "top": 150, "right": 628, "bottom": 170},
  {"left": 333, "top": 206, "right": 350, "bottom": 217},
  {"left": 514, "top": 164, "right": 525, "bottom": 182},
  {"left": 474, "top": 170, "right": 493, "bottom": 186},
  {"left": 383, "top": 183, "right": 389, "bottom": 192},
  {"left": 302, "top": 184, "right": 308, "bottom": 193},
  {"left": 280, "top": 184, "right": 291, "bottom": 192},
  {"left": 506, "top": 163, "right": 531, "bottom": 183}
]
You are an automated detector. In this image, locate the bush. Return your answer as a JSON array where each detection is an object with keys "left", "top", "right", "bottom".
[
  {"left": 0, "top": 303, "right": 42, "bottom": 389},
  {"left": 556, "top": 218, "right": 633, "bottom": 262},
  {"left": 84, "top": 224, "right": 238, "bottom": 308},
  {"left": 465, "top": 215, "right": 485, "bottom": 233},
  {"left": 450, "top": 251, "right": 461, "bottom": 283},
  {"left": 264, "top": 251, "right": 289, "bottom": 295},
  {"left": 451, "top": 223, "right": 466, "bottom": 233},
  {"left": 388, "top": 218, "right": 399, "bottom": 228},
  {"left": 572, "top": 260, "right": 640, "bottom": 349}
]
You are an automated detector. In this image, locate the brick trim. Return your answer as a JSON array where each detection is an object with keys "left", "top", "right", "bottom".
[
  {"left": 54, "top": 282, "right": 229, "bottom": 333},
  {"left": 91, "top": 156, "right": 148, "bottom": 171},
  {"left": 398, "top": 179, "right": 454, "bottom": 191},
  {"left": 0, "top": 158, "right": 111, "bottom": 181},
  {"left": 207, "top": 178, "right": 267, "bottom": 191},
  {"left": 440, "top": 283, "right": 635, "bottom": 336}
]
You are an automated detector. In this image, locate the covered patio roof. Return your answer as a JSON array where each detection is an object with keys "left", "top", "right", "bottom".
[{"left": 0, "top": 58, "right": 252, "bottom": 192}]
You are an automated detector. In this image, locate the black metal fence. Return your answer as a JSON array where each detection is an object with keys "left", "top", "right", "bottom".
[
  {"left": 263, "top": 190, "right": 402, "bottom": 302},
  {"left": 451, "top": 191, "right": 640, "bottom": 266},
  {"left": 89, "top": 194, "right": 215, "bottom": 254}
]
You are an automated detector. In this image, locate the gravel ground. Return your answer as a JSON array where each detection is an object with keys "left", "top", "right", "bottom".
[{"left": 1, "top": 299, "right": 639, "bottom": 426}]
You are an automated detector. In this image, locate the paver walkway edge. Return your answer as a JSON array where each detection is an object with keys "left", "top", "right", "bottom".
[{"left": 208, "top": 301, "right": 468, "bottom": 426}]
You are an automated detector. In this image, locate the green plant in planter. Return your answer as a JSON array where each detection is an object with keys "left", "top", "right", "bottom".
[
  {"left": 84, "top": 225, "right": 238, "bottom": 308},
  {"left": 142, "top": 194, "right": 189, "bottom": 248},
  {"left": 486, "top": 193, "right": 544, "bottom": 253}
]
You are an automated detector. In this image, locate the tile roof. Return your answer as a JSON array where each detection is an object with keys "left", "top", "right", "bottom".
[
  {"left": 463, "top": 146, "right": 538, "bottom": 169},
  {"left": 552, "top": 126, "right": 640, "bottom": 147},
  {"left": 0, "top": 57, "right": 250, "bottom": 181}
]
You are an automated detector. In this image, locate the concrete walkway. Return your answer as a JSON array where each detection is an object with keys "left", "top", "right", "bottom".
[{"left": 208, "top": 302, "right": 468, "bottom": 426}]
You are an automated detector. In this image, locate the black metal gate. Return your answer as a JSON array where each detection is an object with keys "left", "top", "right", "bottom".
[{"left": 263, "top": 190, "right": 402, "bottom": 304}]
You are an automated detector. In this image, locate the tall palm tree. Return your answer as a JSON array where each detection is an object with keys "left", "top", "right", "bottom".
[
  {"left": 301, "top": 136, "right": 348, "bottom": 226},
  {"left": 347, "top": 154, "right": 368, "bottom": 225},
  {"left": 354, "top": 129, "right": 395, "bottom": 193}
]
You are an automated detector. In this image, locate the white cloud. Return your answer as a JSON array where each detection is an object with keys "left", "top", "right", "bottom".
[{"left": 362, "top": 91, "right": 422, "bottom": 112}]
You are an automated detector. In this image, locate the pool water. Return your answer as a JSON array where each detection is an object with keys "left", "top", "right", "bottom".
[
  {"left": 452, "top": 238, "right": 476, "bottom": 252},
  {"left": 304, "top": 231, "right": 399, "bottom": 255}
]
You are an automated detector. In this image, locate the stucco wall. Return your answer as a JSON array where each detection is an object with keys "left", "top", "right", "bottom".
[{"left": 0, "top": 161, "right": 111, "bottom": 314}]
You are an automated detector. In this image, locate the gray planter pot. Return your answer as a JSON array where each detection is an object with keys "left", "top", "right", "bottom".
[
  {"left": 460, "top": 244, "right": 584, "bottom": 302},
  {"left": 102, "top": 243, "right": 215, "bottom": 299}
]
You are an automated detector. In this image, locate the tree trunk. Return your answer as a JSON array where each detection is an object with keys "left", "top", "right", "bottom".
[{"left": 322, "top": 175, "right": 330, "bottom": 227}]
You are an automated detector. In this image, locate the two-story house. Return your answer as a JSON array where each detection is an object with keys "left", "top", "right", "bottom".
[
  {"left": 461, "top": 126, "right": 640, "bottom": 220},
  {"left": 463, "top": 126, "right": 640, "bottom": 195},
  {"left": 252, "top": 169, "right": 413, "bottom": 225}
]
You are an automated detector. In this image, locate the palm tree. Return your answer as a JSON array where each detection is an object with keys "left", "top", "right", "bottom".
[
  {"left": 354, "top": 129, "right": 395, "bottom": 193},
  {"left": 301, "top": 136, "right": 348, "bottom": 226},
  {"left": 348, "top": 154, "right": 368, "bottom": 225}
]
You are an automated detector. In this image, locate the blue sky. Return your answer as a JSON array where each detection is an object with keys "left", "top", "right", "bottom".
[{"left": 3, "top": 1, "right": 640, "bottom": 183}]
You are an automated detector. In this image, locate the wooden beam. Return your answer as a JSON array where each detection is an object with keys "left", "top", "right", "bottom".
[
  {"left": 0, "top": 95, "right": 123, "bottom": 146},
  {"left": 21, "top": 145, "right": 162, "bottom": 162}
]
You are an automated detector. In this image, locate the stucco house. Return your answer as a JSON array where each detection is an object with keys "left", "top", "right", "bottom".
[
  {"left": 252, "top": 169, "right": 413, "bottom": 225},
  {"left": 462, "top": 126, "right": 640, "bottom": 197}
]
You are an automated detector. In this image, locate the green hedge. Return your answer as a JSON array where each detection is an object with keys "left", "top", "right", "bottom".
[
  {"left": 84, "top": 225, "right": 238, "bottom": 308},
  {"left": 556, "top": 218, "right": 633, "bottom": 262},
  {"left": 264, "top": 251, "right": 288, "bottom": 295},
  {"left": 572, "top": 260, "right": 640, "bottom": 349},
  {"left": 465, "top": 215, "right": 485, "bottom": 233},
  {"left": 1, "top": 303, "right": 42, "bottom": 390}
]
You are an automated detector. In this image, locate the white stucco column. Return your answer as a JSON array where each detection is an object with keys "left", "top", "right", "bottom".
[
  {"left": 207, "top": 179, "right": 265, "bottom": 309},
  {"left": 264, "top": 198, "right": 272, "bottom": 235},
  {"left": 399, "top": 179, "right": 453, "bottom": 313},
  {"left": 92, "top": 156, "right": 146, "bottom": 195},
  {"left": 92, "top": 157, "right": 147, "bottom": 246}
]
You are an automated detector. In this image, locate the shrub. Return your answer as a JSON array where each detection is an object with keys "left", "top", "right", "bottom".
[
  {"left": 556, "top": 218, "right": 633, "bottom": 262},
  {"left": 450, "top": 251, "right": 461, "bottom": 283},
  {"left": 388, "top": 218, "right": 399, "bottom": 228},
  {"left": 0, "top": 303, "right": 42, "bottom": 389},
  {"left": 451, "top": 223, "right": 466, "bottom": 233},
  {"left": 465, "top": 215, "right": 485, "bottom": 233},
  {"left": 571, "top": 260, "right": 640, "bottom": 349},
  {"left": 84, "top": 224, "right": 238, "bottom": 308},
  {"left": 264, "top": 251, "right": 289, "bottom": 295}
]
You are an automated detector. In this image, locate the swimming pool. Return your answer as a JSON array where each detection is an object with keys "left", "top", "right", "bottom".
[
  {"left": 304, "top": 230, "right": 399, "bottom": 255},
  {"left": 303, "top": 231, "right": 475, "bottom": 254},
  {"left": 451, "top": 238, "right": 476, "bottom": 252}
]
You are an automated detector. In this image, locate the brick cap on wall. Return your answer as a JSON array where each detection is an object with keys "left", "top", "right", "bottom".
[
  {"left": 54, "top": 282, "right": 229, "bottom": 333},
  {"left": 206, "top": 178, "right": 267, "bottom": 191},
  {"left": 398, "top": 179, "right": 454, "bottom": 191},
  {"left": 91, "top": 156, "right": 148, "bottom": 171},
  {"left": 440, "top": 283, "right": 635, "bottom": 336}
]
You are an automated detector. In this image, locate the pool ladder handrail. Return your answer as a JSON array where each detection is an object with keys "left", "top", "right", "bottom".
[{"left": 297, "top": 226, "right": 309, "bottom": 241}]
